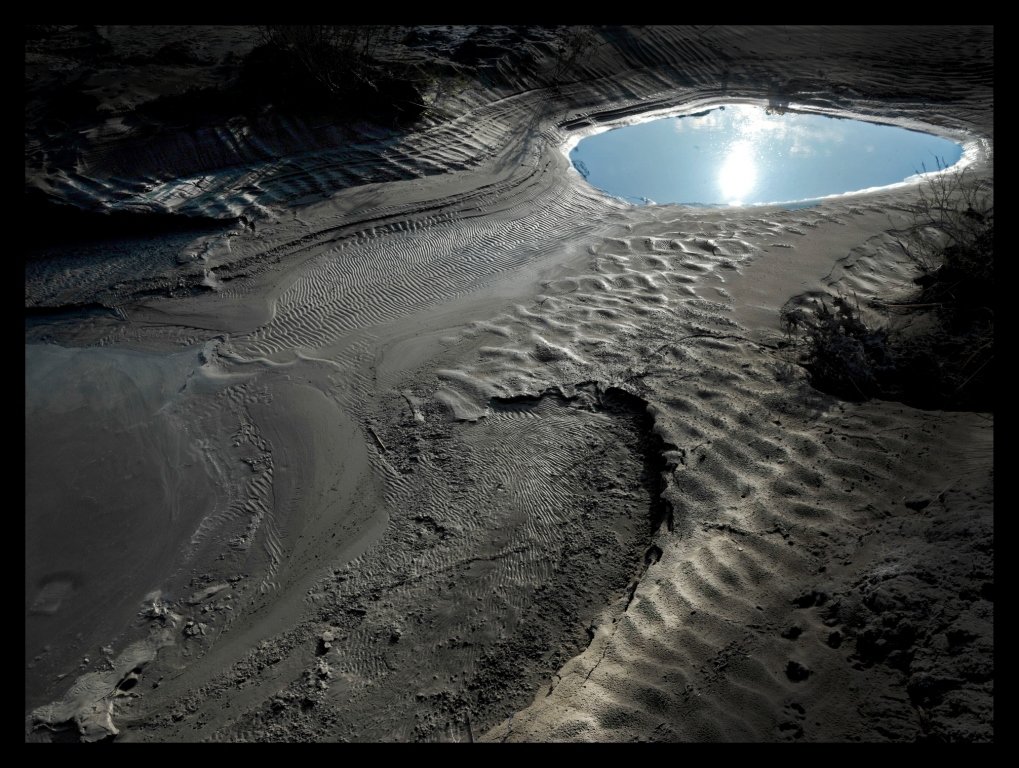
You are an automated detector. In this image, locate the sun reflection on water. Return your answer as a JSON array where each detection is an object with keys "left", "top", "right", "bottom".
[
  {"left": 718, "top": 140, "right": 757, "bottom": 204},
  {"left": 571, "top": 102, "right": 964, "bottom": 208}
]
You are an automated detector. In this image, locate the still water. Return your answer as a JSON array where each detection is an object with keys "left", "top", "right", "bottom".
[{"left": 570, "top": 104, "right": 963, "bottom": 207}]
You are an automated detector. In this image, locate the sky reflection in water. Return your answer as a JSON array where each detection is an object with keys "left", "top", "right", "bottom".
[{"left": 570, "top": 104, "right": 963, "bottom": 207}]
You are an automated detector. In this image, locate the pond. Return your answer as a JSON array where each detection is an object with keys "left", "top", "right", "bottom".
[{"left": 569, "top": 103, "right": 963, "bottom": 207}]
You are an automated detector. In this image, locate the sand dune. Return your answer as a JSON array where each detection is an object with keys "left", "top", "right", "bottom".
[{"left": 25, "top": 26, "right": 992, "bottom": 742}]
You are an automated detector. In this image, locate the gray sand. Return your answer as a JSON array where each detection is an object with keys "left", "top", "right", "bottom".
[{"left": 25, "top": 25, "right": 992, "bottom": 742}]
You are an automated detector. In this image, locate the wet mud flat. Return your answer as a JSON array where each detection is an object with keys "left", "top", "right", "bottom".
[{"left": 119, "top": 384, "right": 671, "bottom": 742}]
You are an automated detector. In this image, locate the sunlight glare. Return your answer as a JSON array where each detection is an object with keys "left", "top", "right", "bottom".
[{"left": 718, "top": 140, "right": 757, "bottom": 204}]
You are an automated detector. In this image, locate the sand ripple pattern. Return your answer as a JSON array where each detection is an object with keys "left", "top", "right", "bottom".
[
  {"left": 207, "top": 388, "right": 661, "bottom": 742},
  {"left": 32, "top": 25, "right": 992, "bottom": 743},
  {"left": 30, "top": 26, "right": 992, "bottom": 228}
]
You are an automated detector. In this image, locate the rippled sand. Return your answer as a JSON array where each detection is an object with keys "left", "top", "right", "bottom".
[{"left": 25, "top": 26, "right": 992, "bottom": 742}]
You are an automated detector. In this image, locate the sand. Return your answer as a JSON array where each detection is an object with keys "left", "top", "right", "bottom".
[{"left": 25, "top": 25, "right": 992, "bottom": 742}]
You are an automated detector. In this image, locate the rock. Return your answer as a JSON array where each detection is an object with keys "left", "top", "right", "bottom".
[
  {"left": 786, "top": 661, "right": 813, "bottom": 682},
  {"left": 317, "top": 629, "right": 337, "bottom": 655},
  {"left": 792, "top": 590, "right": 828, "bottom": 608},
  {"left": 778, "top": 721, "right": 804, "bottom": 739}
]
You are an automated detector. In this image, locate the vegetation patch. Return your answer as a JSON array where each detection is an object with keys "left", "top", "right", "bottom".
[{"left": 782, "top": 169, "right": 993, "bottom": 412}]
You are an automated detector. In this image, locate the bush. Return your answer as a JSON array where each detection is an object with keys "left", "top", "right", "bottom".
[
  {"left": 783, "top": 168, "right": 993, "bottom": 412},
  {"left": 548, "top": 26, "right": 599, "bottom": 87},
  {"left": 258, "top": 25, "right": 394, "bottom": 94},
  {"left": 246, "top": 25, "right": 424, "bottom": 123},
  {"left": 782, "top": 295, "right": 896, "bottom": 401}
]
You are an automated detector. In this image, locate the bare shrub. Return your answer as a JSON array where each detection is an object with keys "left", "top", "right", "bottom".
[{"left": 783, "top": 166, "right": 993, "bottom": 411}]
